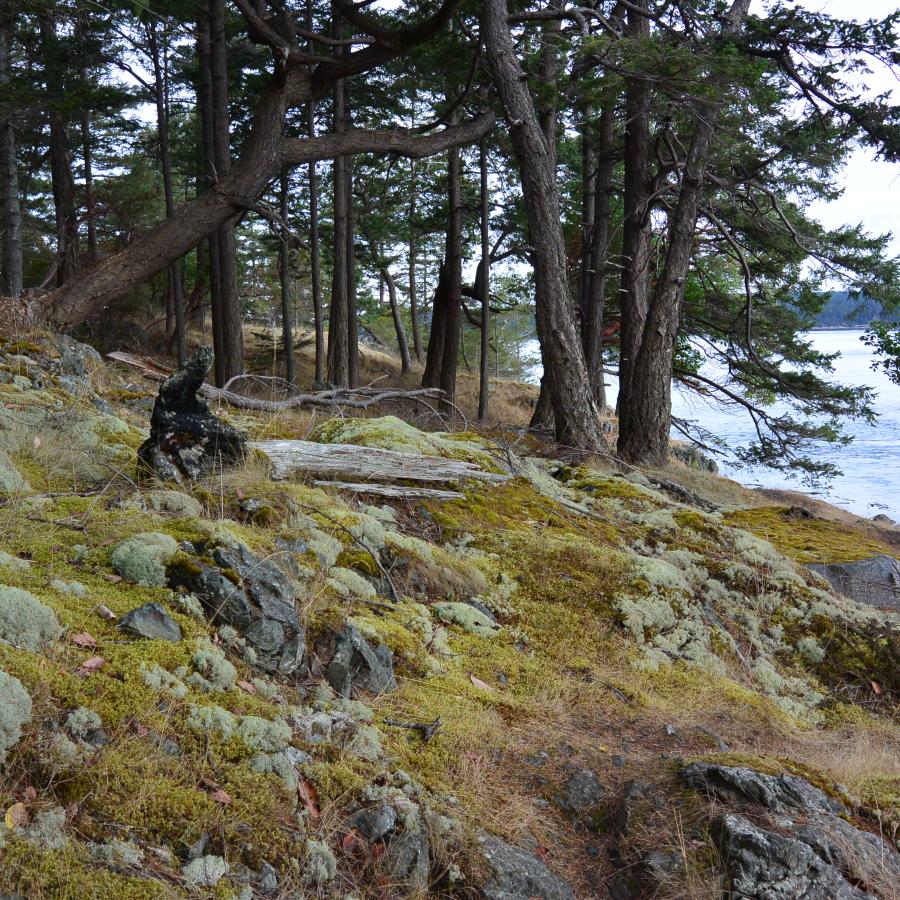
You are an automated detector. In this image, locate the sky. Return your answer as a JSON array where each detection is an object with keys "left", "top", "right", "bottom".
[{"left": 751, "top": 0, "right": 900, "bottom": 254}]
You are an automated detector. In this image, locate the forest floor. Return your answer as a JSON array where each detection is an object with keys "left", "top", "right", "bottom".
[{"left": 0, "top": 328, "right": 897, "bottom": 899}]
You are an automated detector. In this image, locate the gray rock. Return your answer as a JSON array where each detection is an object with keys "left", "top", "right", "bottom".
[
  {"left": 345, "top": 804, "right": 397, "bottom": 842},
  {"left": 554, "top": 768, "right": 604, "bottom": 813},
  {"left": 479, "top": 833, "right": 575, "bottom": 900},
  {"left": 117, "top": 603, "right": 182, "bottom": 642},
  {"left": 181, "top": 854, "right": 228, "bottom": 888},
  {"left": 642, "top": 850, "right": 682, "bottom": 881},
  {"left": 323, "top": 625, "right": 396, "bottom": 697},
  {"left": 808, "top": 554, "right": 900, "bottom": 611},
  {"left": 167, "top": 543, "right": 304, "bottom": 675},
  {"left": 257, "top": 860, "right": 278, "bottom": 895},
  {"left": 872, "top": 513, "right": 896, "bottom": 525},
  {"left": 384, "top": 828, "right": 430, "bottom": 891},
  {"left": 713, "top": 814, "right": 868, "bottom": 899},
  {"left": 682, "top": 763, "right": 844, "bottom": 815}
]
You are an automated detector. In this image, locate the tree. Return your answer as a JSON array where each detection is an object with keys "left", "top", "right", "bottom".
[{"left": 0, "top": 3, "right": 22, "bottom": 298}]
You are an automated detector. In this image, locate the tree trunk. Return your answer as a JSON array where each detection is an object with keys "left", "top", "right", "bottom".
[
  {"left": 279, "top": 170, "right": 295, "bottom": 387},
  {"left": 148, "top": 22, "right": 186, "bottom": 365},
  {"left": 484, "top": 0, "right": 605, "bottom": 450},
  {"left": 437, "top": 141, "right": 463, "bottom": 412},
  {"left": 617, "top": 0, "right": 752, "bottom": 464},
  {"left": 478, "top": 138, "right": 491, "bottom": 420},
  {"left": 41, "top": 14, "right": 79, "bottom": 288},
  {"left": 617, "top": 0, "right": 653, "bottom": 420},
  {"left": 346, "top": 155, "right": 359, "bottom": 387},
  {"left": 0, "top": 8, "right": 22, "bottom": 298},
  {"left": 209, "top": 0, "right": 243, "bottom": 384},
  {"left": 327, "top": 11, "right": 351, "bottom": 387},
  {"left": 422, "top": 260, "right": 449, "bottom": 388},
  {"left": 582, "top": 105, "right": 615, "bottom": 411},
  {"left": 80, "top": 111, "right": 98, "bottom": 265},
  {"left": 407, "top": 160, "right": 423, "bottom": 361},
  {"left": 382, "top": 267, "right": 411, "bottom": 375},
  {"left": 306, "top": 0, "right": 325, "bottom": 385}
]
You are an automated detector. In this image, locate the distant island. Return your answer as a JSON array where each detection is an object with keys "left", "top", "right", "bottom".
[{"left": 814, "top": 291, "right": 900, "bottom": 328}]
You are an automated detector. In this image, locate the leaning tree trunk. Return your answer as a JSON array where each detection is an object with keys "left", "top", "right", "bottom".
[
  {"left": 484, "top": 0, "right": 605, "bottom": 451},
  {"left": 382, "top": 267, "right": 411, "bottom": 375},
  {"left": 0, "top": 8, "right": 22, "bottom": 298}
]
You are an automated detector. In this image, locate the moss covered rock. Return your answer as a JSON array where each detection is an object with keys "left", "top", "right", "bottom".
[{"left": 432, "top": 601, "right": 501, "bottom": 638}]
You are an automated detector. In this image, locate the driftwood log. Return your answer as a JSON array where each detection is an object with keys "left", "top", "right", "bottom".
[
  {"left": 107, "top": 351, "right": 444, "bottom": 412},
  {"left": 313, "top": 481, "right": 465, "bottom": 501},
  {"left": 252, "top": 439, "right": 509, "bottom": 485}
]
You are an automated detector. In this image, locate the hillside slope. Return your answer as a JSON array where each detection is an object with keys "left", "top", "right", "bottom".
[{"left": 0, "top": 333, "right": 897, "bottom": 899}]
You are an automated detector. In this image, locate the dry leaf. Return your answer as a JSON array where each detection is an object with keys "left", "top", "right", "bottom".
[
  {"left": 23, "top": 786, "right": 37, "bottom": 802},
  {"left": 298, "top": 779, "right": 320, "bottom": 818},
  {"left": 5, "top": 803, "right": 28, "bottom": 829},
  {"left": 103, "top": 574, "right": 123, "bottom": 584},
  {"left": 209, "top": 788, "right": 232, "bottom": 805},
  {"left": 95, "top": 604, "right": 117, "bottom": 620},
  {"left": 871, "top": 681, "right": 882, "bottom": 695},
  {"left": 469, "top": 674, "right": 494, "bottom": 693},
  {"left": 236, "top": 680, "right": 256, "bottom": 694},
  {"left": 342, "top": 828, "right": 366, "bottom": 855},
  {"left": 71, "top": 632, "right": 97, "bottom": 649},
  {"left": 75, "top": 656, "right": 105, "bottom": 676},
  {"left": 127, "top": 719, "right": 150, "bottom": 737}
]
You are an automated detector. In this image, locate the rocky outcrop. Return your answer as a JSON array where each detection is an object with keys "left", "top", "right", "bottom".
[
  {"left": 137, "top": 347, "right": 246, "bottom": 483},
  {"left": 684, "top": 763, "right": 900, "bottom": 897},
  {"left": 479, "top": 833, "right": 575, "bottom": 900},
  {"left": 809, "top": 554, "right": 900, "bottom": 611}
]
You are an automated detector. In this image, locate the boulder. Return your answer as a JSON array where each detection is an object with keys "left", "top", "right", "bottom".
[
  {"left": 137, "top": 347, "right": 246, "bottom": 483},
  {"left": 117, "top": 603, "right": 182, "bottom": 642},
  {"left": 479, "top": 833, "right": 575, "bottom": 900},
  {"left": 712, "top": 814, "right": 868, "bottom": 900},
  {"left": 321, "top": 625, "right": 396, "bottom": 697},
  {"left": 167, "top": 542, "right": 304, "bottom": 674},
  {"left": 553, "top": 768, "right": 605, "bottom": 814},
  {"left": 808, "top": 554, "right": 900, "bottom": 611}
]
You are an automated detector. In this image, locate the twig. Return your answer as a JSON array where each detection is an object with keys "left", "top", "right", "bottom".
[{"left": 382, "top": 717, "right": 442, "bottom": 742}]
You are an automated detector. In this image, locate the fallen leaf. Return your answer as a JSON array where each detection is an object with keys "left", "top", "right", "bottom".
[
  {"left": 23, "top": 786, "right": 37, "bottom": 802},
  {"left": 342, "top": 828, "right": 366, "bottom": 855},
  {"left": 534, "top": 845, "right": 551, "bottom": 862},
  {"left": 5, "top": 803, "right": 28, "bottom": 829},
  {"left": 469, "top": 674, "right": 494, "bottom": 693},
  {"left": 298, "top": 779, "right": 320, "bottom": 818},
  {"left": 127, "top": 719, "right": 150, "bottom": 737},
  {"left": 103, "top": 574, "right": 122, "bottom": 584},
  {"left": 236, "top": 680, "right": 256, "bottom": 694},
  {"left": 209, "top": 788, "right": 232, "bottom": 805},
  {"left": 75, "top": 655, "right": 105, "bottom": 676},
  {"left": 371, "top": 841, "right": 385, "bottom": 861},
  {"left": 95, "top": 604, "right": 117, "bottom": 620},
  {"left": 871, "top": 681, "right": 882, "bottom": 695},
  {"left": 70, "top": 632, "right": 97, "bottom": 649}
]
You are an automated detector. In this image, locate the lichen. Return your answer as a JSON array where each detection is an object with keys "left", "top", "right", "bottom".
[
  {"left": 0, "top": 585, "right": 62, "bottom": 651},
  {"left": 66, "top": 706, "right": 102, "bottom": 740},
  {"left": 110, "top": 532, "right": 178, "bottom": 587},
  {"left": 0, "top": 669, "right": 31, "bottom": 765}
]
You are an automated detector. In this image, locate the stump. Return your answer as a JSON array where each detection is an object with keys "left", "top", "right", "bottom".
[{"left": 137, "top": 347, "right": 246, "bottom": 483}]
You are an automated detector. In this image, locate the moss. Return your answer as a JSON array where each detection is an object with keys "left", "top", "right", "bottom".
[
  {"left": 724, "top": 507, "right": 896, "bottom": 564},
  {"left": 0, "top": 585, "right": 62, "bottom": 651},
  {"left": 110, "top": 532, "right": 178, "bottom": 587},
  {"left": 0, "top": 669, "right": 32, "bottom": 765}
]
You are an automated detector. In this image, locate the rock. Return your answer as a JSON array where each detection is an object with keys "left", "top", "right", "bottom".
[
  {"left": 137, "top": 347, "right": 246, "bottom": 482},
  {"left": 0, "top": 448, "right": 30, "bottom": 493},
  {"left": 117, "top": 603, "right": 182, "bottom": 642},
  {"left": 623, "top": 471, "right": 652, "bottom": 488},
  {"left": 808, "top": 554, "right": 900, "bottom": 611},
  {"left": 670, "top": 443, "right": 719, "bottom": 473},
  {"left": 181, "top": 854, "right": 228, "bottom": 888},
  {"left": 642, "top": 850, "right": 682, "bottom": 881},
  {"left": 322, "top": 625, "right": 396, "bottom": 697},
  {"left": 384, "top": 828, "right": 430, "bottom": 891},
  {"left": 51, "top": 334, "right": 102, "bottom": 375},
  {"left": 432, "top": 601, "right": 501, "bottom": 638},
  {"left": 479, "top": 833, "right": 575, "bottom": 900},
  {"left": 609, "top": 781, "right": 650, "bottom": 839},
  {"left": 872, "top": 513, "right": 896, "bottom": 525},
  {"left": 682, "top": 763, "right": 844, "bottom": 815},
  {"left": 345, "top": 804, "right": 397, "bottom": 842},
  {"left": 167, "top": 542, "right": 304, "bottom": 675},
  {"left": 0, "top": 670, "right": 32, "bottom": 765},
  {"left": 712, "top": 814, "right": 868, "bottom": 900},
  {"left": 554, "top": 768, "right": 604, "bottom": 814},
  {"left": 257, "top": 860, "right": 278, "bottom": 895}
]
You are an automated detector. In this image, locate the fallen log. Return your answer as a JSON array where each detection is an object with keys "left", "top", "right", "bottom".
[
  {"left": 107, "top": 351, "right": 444, "bottom": 412},
  {"left": 313, "top": 481, "right": 465, "bottom": 501},
  {"left": 252, "top": 439, "right": 509, "bottom": 484}
]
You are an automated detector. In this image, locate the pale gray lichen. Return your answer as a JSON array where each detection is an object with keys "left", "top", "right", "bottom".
[
  {"left": 0, "top": 550, "right": 29, "bottom": 571},
  {"left": 90, "top": 840, "right": 144, "bottom": 867},
  {"left": 250, "top": 751, "right": 299, "bottom": 791},
  {"left": 0, "top": 669, "right": 32, "bottom": 765},
  {"left": 110, "top": 532, "right": 178, "bottom": 587},
  {"left": 235, "top": 715, "right": 292, "bottom": 752},
  {"left": 0, "top": 585, "right": 62, "bottom": 651},
  {"left": 141, "top": 663, "right": 188, "bottom": 699},
  {"left": 432, "top": 602, "right": 499, "bottom": 638},
  {"left": 66, "top": 706, "right": 102, "bottom": 740},
  {"left": 19, "top": 806, "right": 68, "bottom": 850},
  {"left": 187, "top": 639, "right": 237, "bottom": 693},
  {"left": 145, "top": 489, "right": 203, "bottom": 518},
  {"left": 181, "top": 855, "right": 229, "bottom": 887},
  {"left": 303, "top": 840, "right": 337, "bottom": 884},
  {"left": 327, "top": 566, "right": 377, "bottom": 599},
  {"left": 49, "top": 579, "right": 88, "bottom": 598}
]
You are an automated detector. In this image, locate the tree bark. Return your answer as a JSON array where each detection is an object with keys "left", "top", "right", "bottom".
[
  {"left": 0, "top": 7, "right": 22, "bottom": 298},
  {"left": 279, "top": 170, "right": 295, "bottom": 387},
  {"left": 422, "top": 260, "right": 449, "bottom": 388},
  {"left": 148, "top": 21, "right": 187, "bottom": 365},
  {"left": 381, "top": 267, "right": 411, "bottom": 375},
  {"left": 209, "top": 0, "right": 243, "bottom": 384},
  {"left": 484, "top": 0, "right": 605, "bottom": 450},
  {"left": 80, "top": 111, "right": 98, "bottom": 265},
  {"left": 306, "top": 0, "right": 325, "bottom": 385},
  {"left": 437, "top": 140, "right": 463, "bottom": 411},
  {"left": 478, "top": 138, "right": 491, "bottom": 420},
  {"left": 407, "top": 160, "right": 423, "bottom": 361}
]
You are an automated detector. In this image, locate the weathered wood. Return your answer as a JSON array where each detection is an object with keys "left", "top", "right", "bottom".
[
  {"left": 313, "top": 481, "right": 464, "bottom": 500},
  {"left": 252, "top": 439, "right": 509, "bottom": 484}
]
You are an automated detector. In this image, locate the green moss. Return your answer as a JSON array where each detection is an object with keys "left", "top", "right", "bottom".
[{"left": 724, "top": 507, "right": 896, "bottom": 564}]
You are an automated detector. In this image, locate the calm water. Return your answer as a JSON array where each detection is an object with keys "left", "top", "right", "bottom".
[{"left": 524, "top": 329, "right": 900, "bottom": 520}]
